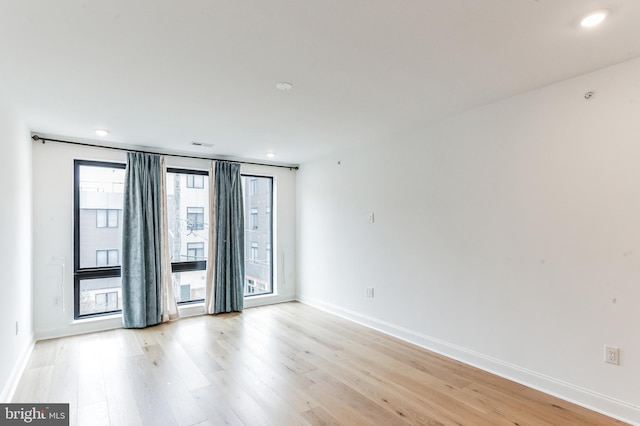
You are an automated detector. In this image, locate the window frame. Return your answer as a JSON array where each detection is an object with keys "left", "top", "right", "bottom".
[
  {"left": 186, "top": 206, "right": 205, "bottom": 231},
  {"left": 186, "top": 174, "right": 205, "bottom": 189},
  {"left": 74, "top": 159, "right": 126, "bottom": 319},
  {"left": 96, "top": 249, "right": 119, "bottom": 267},
  {"left": 186, "top": 242, "right": 205, "bottom": 261},
  {"left": 242, "top": 174, "right": 274, "bottom": 298},
  {"left": 96, "top": 209, "right": 119, "bottom": 228},
  {"left": 167, "top": 168, "right": 209, "bottom": 305},
  {"left": 74, "top": 164, "right": 276, "bottom": 317}
]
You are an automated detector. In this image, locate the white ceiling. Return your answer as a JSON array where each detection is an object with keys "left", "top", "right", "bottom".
[{"left": 1, "top": 0, "right": 640, "bottom": 165}]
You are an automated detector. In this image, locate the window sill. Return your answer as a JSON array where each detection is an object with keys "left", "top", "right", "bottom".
[
  {"left": 71, "top": 312, "right": 122, "bottom": 325},
  {"left": 71, "top": 293, "right": 280, "bottom": 324}
]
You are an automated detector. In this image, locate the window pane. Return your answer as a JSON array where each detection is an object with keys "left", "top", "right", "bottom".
[
  {"left": 79, "top": 277, "right": 122, "bottom": 316},
  {"left": 96, "top": 210, "right": 107, "bottom": 228},
  {"left": 96, "top": 250, "right": 107, "bottom": 267},
  {"left": 108, "top": 249, "right": 119, "bottom": 265},
  {"left": 108, "top": 209, "right": 119, "bottom": 227},
  {"left": 172, "top": 270, "right": 206, "bottom": 303},
  {"left": 166, "top": 173, "right": 209, "bottom": 263},
  {"left": 186, "top": 242, "right": 205, "bottom": 261},
  {"left": 79, "top": 165, "right": 125, "bottom": 268},
  {"left": 243, "top": 176, "right": 273, "bottom": 296}
]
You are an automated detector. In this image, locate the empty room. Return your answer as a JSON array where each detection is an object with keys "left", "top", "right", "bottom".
[{"left": 1, "top": 1, "right": 639, "bottom": 425}]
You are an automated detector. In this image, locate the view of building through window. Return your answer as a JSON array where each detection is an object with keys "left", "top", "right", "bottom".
[
  {"left": 76, "top": 162, "right": 125, "bottom": 316},
  {"left": 166, "top": 171, "right": 209, "bottom": 303},
  {"left": 74, "top": 162, "right": 274, "bottom": 317},
  {"left": 243, "top": 175, "right": 273, "bottom": 296}
]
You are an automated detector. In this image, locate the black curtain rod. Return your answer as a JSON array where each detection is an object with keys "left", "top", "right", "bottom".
[{"left": 31, "top": 135, "right": 299, "bottom": 170}]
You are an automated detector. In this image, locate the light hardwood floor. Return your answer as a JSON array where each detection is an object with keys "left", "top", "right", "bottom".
[{"left": 13, "top": 302, "right": 626, "bottom": 426}]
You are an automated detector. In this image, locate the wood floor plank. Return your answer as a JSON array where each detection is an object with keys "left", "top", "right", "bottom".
[
  {"left": 139, "top": 343, "right": 208, "bottom": 426},
  {"left": 124, "top": 354, "right": 179, "bottom": 426},
  {"left": 103, "top": 367, "right": 144, "bottom": 426},
  {"left": 191, "top": 385, "right": 244, "bottom": 426},
  {"left": 13, "top": 302, "right": 628, "bottom": 426}
]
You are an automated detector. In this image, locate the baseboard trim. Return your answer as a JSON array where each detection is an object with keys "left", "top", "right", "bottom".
[
  {"left": 35, "top": 294, "right": 297, "bottom": 340},
  {"left": 1, "top": 334, "right": 35, "bottom": 402},
  {"left": 297, "top": 295, "right": 640, "bottom": 425}
]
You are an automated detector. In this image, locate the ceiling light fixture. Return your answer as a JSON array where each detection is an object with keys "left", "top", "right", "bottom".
[
  {"left": 580, "top": 9, "right": 609, "bottom": 28},
  {"left": 276, "top": 82, "right": 293, "bottom": 91},
  {"left": 266, "top": 152, "right": 276, "bottom": 158},
  {"left": 95, "top": 129, "right": 109, "bottom": 136}
]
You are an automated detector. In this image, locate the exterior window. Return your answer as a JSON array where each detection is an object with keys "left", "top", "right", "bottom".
[
  {"left": 96, "top": 249, "right": 119, "bottom": 267},
  {"left": 187, "top": 242, "right": 205, "bottom": 261},
  {"left": 251, "top": 208, "right": 258, "bottom": 229},
  {"left": 95, "top": 291, "right": 118, "bottom": 311},
  {"left": 246, "top": 279, "right": 255, "bottom": 294},
  {"left": 186, "top": 174, "right": 204, "bottom": 189},
  {"left": 167, "top": 169, "right": 209, "bottom": 303},
  {"left": 96, "top": 209, "right": 118, "bottom": 228},
  {"left": 74, "top": 160, "right": 126, "bottom": 318},
  {"left": 187, "top": 207, "right": 205, "bottom": 231},
  {"left": 75, "top": 163, "right": 276, "bottom": 315},
  {"left": 243, "top": 175, "right": 273, "bottom": 297}
]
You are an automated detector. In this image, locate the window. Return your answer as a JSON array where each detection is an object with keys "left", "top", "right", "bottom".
[
  {"left": 186, "top": 174, "right": 204, "bottom": 189},
  {"left": 251, "top": 208, "right": 258, "bottom": 229},
  {"left": 167, "top": 169, "right": 209, "bottom": 304},
  {"left": 95, "top": 291, "right": 118, "bottom": 311},
  {"left": 242, "top": 175, "right": 273, "bottom": 297},
  {"left": 74, "top": 160, "right": 126, "bottom": 318},
  {"left": 187, "top": 242, "right": 204, "bottom": 261},
  {"left": 96, "top": 209, "right": 119, "bottom": 228},
  {"left": 96, "top": 249, "right": 119, "bottom": 266},
  {"left": 74, "top": 163, "right": 275, "bottom": 316},
  {"left": 187, "top": 207, "right": 205, "bottom": 231}
]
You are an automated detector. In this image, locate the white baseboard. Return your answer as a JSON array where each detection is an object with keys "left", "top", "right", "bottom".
[
  {"left": 0, "top": 334, "right": 35, "bottom": 402},
  {"left": 35, "top": 294, "right": 298, "bottom": 340},
  {"left": 297, "top": 295, "right": 640, "bottom": 425}
]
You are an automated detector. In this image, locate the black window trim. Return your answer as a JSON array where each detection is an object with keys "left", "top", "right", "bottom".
[
  {"left": 73, "top": 164, "right": 275, "bottom": 317},
  {"left": 242, "top": 174, "right": 274, "bottom": 298},
  {"left": 166, "top": 168, "right": 209, "bottom": 305},
  {"left": 74, "top": 159, "right": 126, "bottom": 319}
]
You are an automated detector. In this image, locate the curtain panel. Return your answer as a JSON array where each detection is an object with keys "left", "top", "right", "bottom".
[
  {"left": 121, "top": 152, "right": 173, "bottom": 328},
  {"left": 212, "top": 161, "right": 245, "bottom": 314}
]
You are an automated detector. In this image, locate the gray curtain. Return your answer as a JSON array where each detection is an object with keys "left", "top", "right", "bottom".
[
  {"left": 121, "top": 152, "right": 164, "bottom": 328},
  {"left": 213, "top": 161, "right": 245, "bottom": 313}
]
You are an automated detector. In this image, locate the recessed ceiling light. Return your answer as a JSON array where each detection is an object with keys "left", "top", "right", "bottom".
[
  {"left": 266, "top": 152, "right": 276, "bottom": 158},
  {"left": 95, "top": 129, "right": 109, "bottom": 136},
  {"left": 581, "top": 10, "right": 609, "bottom": 28},
  {"left": 275, "top": 82, "right": 293, "bottom": 91}
]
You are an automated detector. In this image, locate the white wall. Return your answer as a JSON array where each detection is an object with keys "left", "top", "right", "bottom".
[
  {"left": 32, "top": 143, "right": 296, "bottom": 339},
  {"left": 0, "top": 98, "right": 33, "bottom": 401},
  {"left": 297, "top": 56, "right": 640, "bottom": 423}
]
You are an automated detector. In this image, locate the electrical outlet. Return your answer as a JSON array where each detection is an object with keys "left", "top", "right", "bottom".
[
  {"left": 366, "top": 287, "right": 374, "bottom": 298},
  {"left": 604, "top": 345, "right": 620, "bottom": 365}
]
